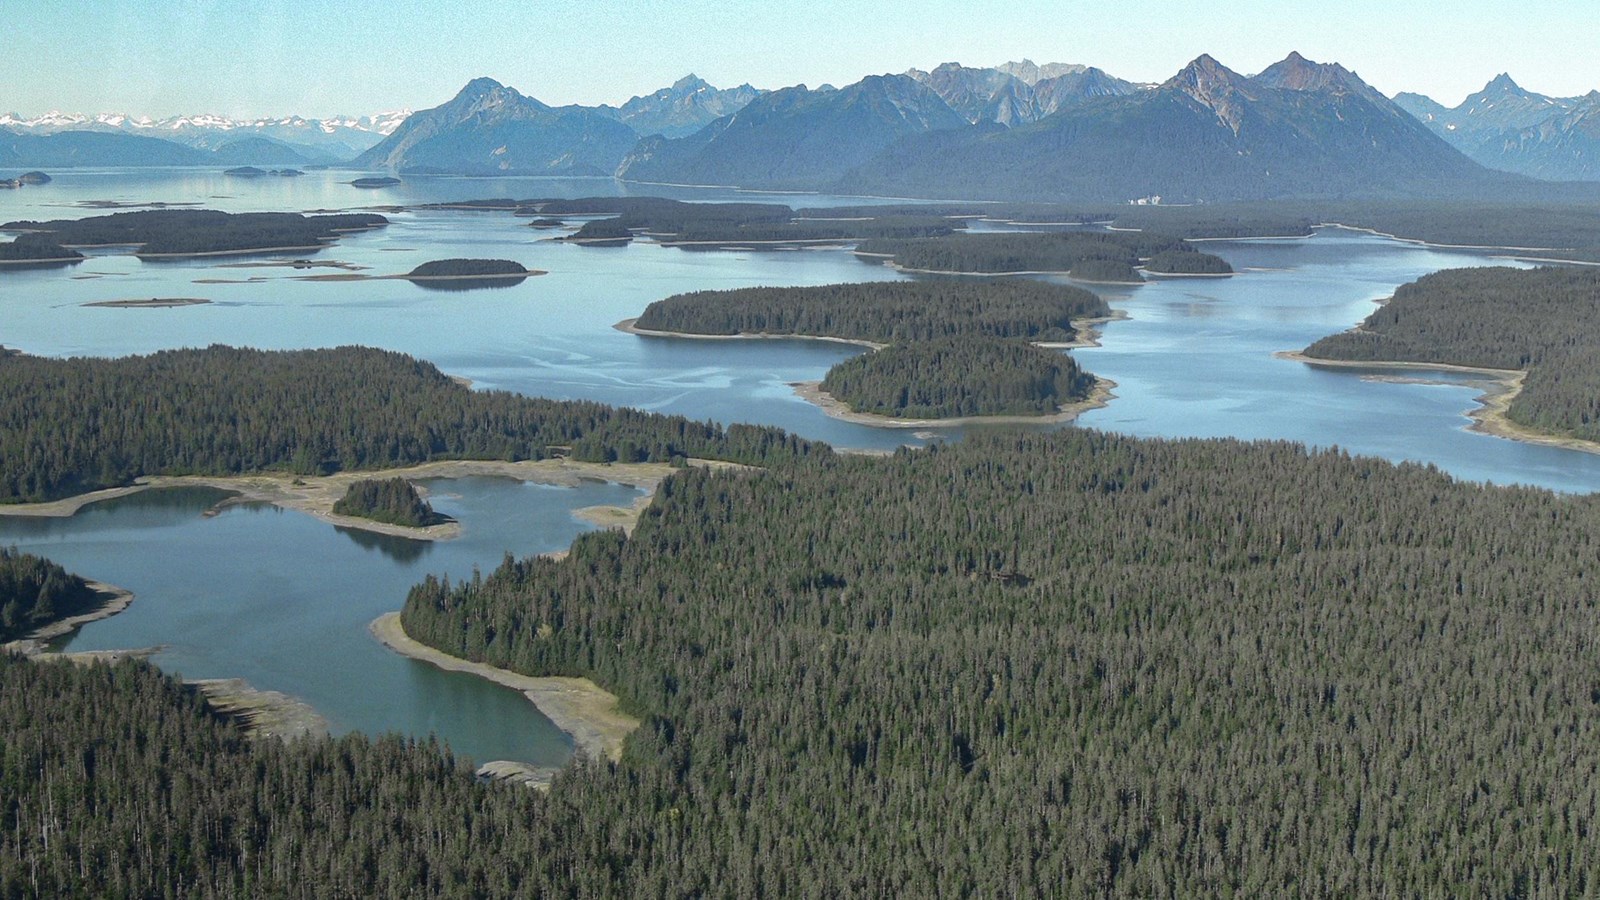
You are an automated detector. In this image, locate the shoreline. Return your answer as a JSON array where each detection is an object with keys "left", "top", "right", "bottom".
[
  {"left": 791, "top": 375, "right": 1117, "bottom": 429},
  {"left": 0, "top": 458, "right": 685, "bottom": 541},
  {"left": 1278, "top": 350, "right": 1600, "bottom": 456},
  {"left": 370, "top": 612, "right": 639, "bottom": 764},
  {"left": 1, "top": 580, "right": 136, "bottom": 657},
  {"left": 614, "top": 317, "right": 884, "bottom": 350}
]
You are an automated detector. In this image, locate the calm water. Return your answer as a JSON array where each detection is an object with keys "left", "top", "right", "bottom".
[{"left": 3, "top": 169, "right": 1597, "bottom": 765}]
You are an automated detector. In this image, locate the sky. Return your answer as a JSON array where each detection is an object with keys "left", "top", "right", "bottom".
[{"left": 4, "top": 0, "right": 1597, "bottom": 118}]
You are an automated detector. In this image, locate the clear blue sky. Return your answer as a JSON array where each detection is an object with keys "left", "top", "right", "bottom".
[{"left": 6, "top": 0, "right": 1597, "bottom": 117}]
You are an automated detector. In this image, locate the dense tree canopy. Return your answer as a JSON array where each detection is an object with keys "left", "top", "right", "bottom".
[
  {"left": 0, "top": 209, "right": 387, "bottom": 256},
  {"left": 633, "top": 280, "right": 1108, "bottom": 344},
  {"left": 1304, "top": 265, "right": 1600, "bottom": 441},
  {"left": 0, "top": 346, "right": 820, "bottom": 503},
  {"left": 820, "top": 337, "right": 1094, "bottom": 418},
  {"left": 406, "top": 259, "right": 529, "bottom": 278},
  {"left": 332, "top": 478, "right": 448, "bottom": 528},
  {"left": 400, "top": 430, "right": 1600, "bottom": 895},
  {"left": 856, "top": 230, "right": 1227, "bottom": 278},
  {"left": 0, "top": 547, "right": 100, "bottom": 642}
]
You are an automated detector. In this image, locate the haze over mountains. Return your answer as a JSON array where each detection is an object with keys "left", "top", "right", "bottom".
[
  {"left": 6, "top": 54, "right": 1597, "bottom": 200},
  {"left": 1395, "top": 74, "right": 1600, "bottom": 181}
]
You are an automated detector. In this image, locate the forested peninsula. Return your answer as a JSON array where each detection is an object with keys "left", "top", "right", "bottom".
[
  {"left": 1301, "top": 265, "right": 1600, "bottom": 443},
  {"left": 0, "top": 209, "right": 387, "bottom": 257},
  {"left": 631, "top": 280, "right": 1110, "bottom": 344},
  {"left": 0, "top": 346, "right": 817, "bottom": 503},
  {"left": 395, "top": 429, "right": 1600, "bottom": 895},
  {"left": 0, "top": 546, "right": 102, "bottom": 643},
  {"left": 818, "top": 336, "right": 1096, "bottom": 419}
]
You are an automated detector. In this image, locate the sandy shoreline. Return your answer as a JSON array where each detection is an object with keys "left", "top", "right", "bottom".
[
  {"left": 0, "top": 458, "right": 684, "bottom": 541},
  {"left": 370, "top": 612, "right": 640, "bottom": 764},
  {"left": 615, "top": 317, "right": 884, "bottom": 349},
  {"left": 1278, "top": 350, "right": 1600, "bottom": 456},
  {"left": 791, "top": 376, "right": 1117, "bottom": 429}
]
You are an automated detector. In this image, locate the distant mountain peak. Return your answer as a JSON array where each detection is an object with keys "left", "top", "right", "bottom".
[
  {"left": 1162, "top": 55, "right": 1261, "bottom": 136},
  {"left": 1253, "top": 52, "right": 1378, "bottom": 98},
  {"left": 997, "top": 59, "right": 1088, "bottom": 85},
  {"left": 1485, "top": 73, "right": 1524, "bottom": 93},
  {"left": 672, "top": 74, "right": 710, "bottom": 92}
]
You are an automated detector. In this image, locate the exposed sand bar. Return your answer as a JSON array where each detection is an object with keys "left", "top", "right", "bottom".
[
  {"left": 83, "top": 297, "right": 211, "bottom": 308},
  {"left": 370, "top": 612, "right": 640, "bottom": 763},
  {"left": 1278, "top": 350, "right": 1600, "bottom": 456},
  {"left": 0, "top": 458, "right": 689, "bottom": 541},
  {"left": 792, "top": 376, "right": 1117, "bottom": 429},
  {"left": 191, "top": 678, "right": 330, "bottom": 741}
]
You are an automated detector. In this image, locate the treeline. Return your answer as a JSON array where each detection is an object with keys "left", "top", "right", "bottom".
[
  {"left": 403, "top": 429, "right": 1600, "bottom": 895},
  {"left": 0, "top": 653, "right": 643, "bottom": 897},
  {"left": 1304, "top": 265, "right": 1600, "bottom": 441},
  {"left": 856, "top": 230, "right": 1230, "bottom": 279},
  {"left": 0, "top": 209, "right": 388, "bottom": 256},
  {"left": 332, "top": 477, "right": 448, "bottom": 528},
  {"left": 0, "top": 240, "right": 82, "bottom": 263},
  {"left": 0, "top": 345, "right": 822, "bottom": 503},
  {"left": 819, "top": 336, "right": 1093, "bottom": 418},
  {"left": 405, "top": 258, "right": 529, "bottom": 278},
  {"left": 1107, "top": 200, "right": 1600, "bottom": 253},
  {"left": 1145, "top": 247, "right": 1235, "bottom": 274},
  {"left": 0, "top": 546, "right": 99, "bottom": 642},
  {"left": 633, "top": 280, "right": 1109, "bottom": 344}
]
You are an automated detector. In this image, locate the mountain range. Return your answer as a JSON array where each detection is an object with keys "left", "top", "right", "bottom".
[
  {"left": 0, "top": 110, "right": 408, "bottom": 166},
  {"left": 9, "top": 56, "right": 1597, "bottom": 201},
  {"left": 1394, "top": 75, "right": 1600, "bottom": 181}
]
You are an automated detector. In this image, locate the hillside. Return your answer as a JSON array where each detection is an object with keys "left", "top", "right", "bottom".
[
  {"left": 839, "top": 53, "right": 1507, "bottom": 202},
  {"left": 615, "top": 74, "right": 970, "bottom": 189}
]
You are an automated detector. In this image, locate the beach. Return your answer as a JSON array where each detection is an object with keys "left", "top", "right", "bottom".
[{"left": 370, "top": 612, "right": 640, "bottom": 764}]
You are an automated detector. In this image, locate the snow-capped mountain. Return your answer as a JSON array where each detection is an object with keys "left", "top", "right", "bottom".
[{"left": 0, "top": 110, "right": 412, "bottom": 163}]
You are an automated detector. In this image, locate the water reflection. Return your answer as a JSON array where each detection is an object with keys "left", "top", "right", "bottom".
[{"left": 334, "top": 525, "right": 433, "bottom": 563}]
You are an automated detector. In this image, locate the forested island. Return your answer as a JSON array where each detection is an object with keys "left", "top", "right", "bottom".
[
  {"left": 332, "top": 477, "right": 450, "bottom": 528},
  {"left": 818, "top": 336, "right": 1095, "bottom": 419},
  {"left": 351, "top": 177, "right": 401, "bottom": 188},
  {"left": 0, "top": 345, "right": 816, "bottom": 503},
  {"left": 0, "top": 546, "right": 101, "bottom": 642},
  {"left": 1301, "top": 265, "right": 1600, "bottom": 443},
  {"left": 631, "top": 280, "right": 1109, "bottom": 344},
  {"left": 856, "top": 231, "right": 1232, "bottom": 279},
  {"left": 404, "top": 258, "right": 534, "bottom": 279},
  {"left": 0, "top": 209, "right": 388, "bottom": 257}
]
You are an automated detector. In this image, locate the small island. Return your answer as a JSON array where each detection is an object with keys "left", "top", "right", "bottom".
[
  {"left": 402, "top": 258, "right": 539, "bottom": 290},
  {"left": 331, "top": 477, "right": 451, "bottom": 528},
  {"left": 817, "top": 336, "right": 1097, "bottom": 421},
  {"left": 1296, "top": 265, "right": 1600, "bottom": 448},
  {"left": 351, "top": 177, "right": 402, "bottom": 189},
  {"left": 17, "top": 172, "right": 51, "bottom": 185},
  {"left": 270, "top": 169, "right": 304, "bottom": 177},
  {"left": 405, "top": 258, "right": 533, "bottom": 280},
  {"left": 527, "top": 217, "right": 565, "bottom": 229},
  {"left": 224, "top": 166, "right": 267, "bottom": 178}
]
